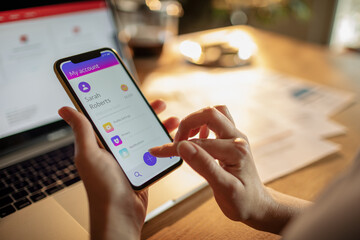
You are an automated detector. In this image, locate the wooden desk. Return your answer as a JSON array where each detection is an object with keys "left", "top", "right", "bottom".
[{"left": 134, "top": 26, "right": 360, "bottom": 239}]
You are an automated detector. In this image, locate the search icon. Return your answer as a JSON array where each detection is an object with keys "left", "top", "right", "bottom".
[{"left": 134, "top": 171, "right": 142, "bottom": 177}]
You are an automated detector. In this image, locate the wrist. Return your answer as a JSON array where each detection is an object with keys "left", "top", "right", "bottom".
[
  {"left": 88, "top": 197, "right": 142, "bottom": 240},
  {"left": 241, "top": 185, "right": 279, "bottom": 232},
  {"left": 245, "top": 187, "right": 311, "bottom": 234}
]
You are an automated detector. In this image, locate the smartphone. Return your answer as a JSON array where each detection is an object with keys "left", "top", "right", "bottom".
[{"left": 54, "top": 48, "right": 182, "bottom": 190}]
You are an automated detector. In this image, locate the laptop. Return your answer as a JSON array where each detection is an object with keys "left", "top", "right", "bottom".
[{"left": 0, "top": 1, "right": 206, "bottom": 239}]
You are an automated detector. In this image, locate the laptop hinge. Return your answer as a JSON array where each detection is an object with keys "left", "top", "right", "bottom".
[{"left": 0, "top": 132, "right": 74, "bottom": 169}]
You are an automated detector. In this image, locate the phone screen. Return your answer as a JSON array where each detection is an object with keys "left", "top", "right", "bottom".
[{"left": 58, "top": 49, "right": 181, "bottom": 189}]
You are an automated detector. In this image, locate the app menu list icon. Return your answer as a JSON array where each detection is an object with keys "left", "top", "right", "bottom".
[
  {"left": 103, "top": 122, "right": 129, "bottom": 159},
  {"left": 111, "top": 135, "right": 122, "bottom": 146},
  {"left": 119, "top": 148, "right": 130, "bottom": 159},
  {"left": 103, "top": 122, "right": 114, "bottom": 133}
]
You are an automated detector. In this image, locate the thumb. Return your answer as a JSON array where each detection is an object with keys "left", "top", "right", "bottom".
[
  {"left": 177, "top": 141, "right": 233, "bottom": 188},
  {"left": 58, "top": 107, "right": 98, "bottom": 150}
]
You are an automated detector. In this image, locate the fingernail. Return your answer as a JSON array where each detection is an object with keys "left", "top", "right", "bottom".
[{"left": 178, "top": 141, "right": 197, "bottom": 159}]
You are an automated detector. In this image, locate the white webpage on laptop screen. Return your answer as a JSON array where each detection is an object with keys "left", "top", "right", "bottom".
[{"left": 0, "top": 2, "right": 117, "bottom": 139}]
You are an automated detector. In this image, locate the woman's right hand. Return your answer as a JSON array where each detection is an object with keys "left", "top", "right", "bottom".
[{"left": 150, "top": 106, "right": 309, "bottom": 234}]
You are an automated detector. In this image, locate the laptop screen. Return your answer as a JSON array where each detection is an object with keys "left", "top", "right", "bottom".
[{"left": 0, "top": 0, "right": 132, "bottom": 154}]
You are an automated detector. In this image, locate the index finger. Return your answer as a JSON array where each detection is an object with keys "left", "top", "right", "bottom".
[
  {"left": 214, "top": 105, "right": 235, "bottom": 125},
  {"left": 174, "top": 106, "right": 238, "bottom": 142}
]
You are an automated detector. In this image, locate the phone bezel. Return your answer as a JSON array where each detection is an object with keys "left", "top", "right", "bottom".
[{"left": 54, "top": 47, "right": 182, "bottom": 190}]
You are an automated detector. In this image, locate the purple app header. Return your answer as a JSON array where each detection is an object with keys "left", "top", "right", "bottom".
[{"left": 61, "top": 51, "right": 119, "bottom": 80}]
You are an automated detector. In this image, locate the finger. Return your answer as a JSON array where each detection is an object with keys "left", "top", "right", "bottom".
[
  {"left": 162, "top": 117, "right": 179, "bottom": 134},
  {"left": 150, "top": 138, "right": 250, "bottom": 165},
  {"left": 149, "top": 142, "right": 178, "bottom": 158},
  {"left": 214, "top": 105, "right": 235, "bottom": 125},
  {"left": 189, "top": 125, "right": 209, "bottom": 139},
  {"left": 178, "top": 106, "right": 232, "bottom": 139},
  {"left": 148, "top": 120, "right": 214, "bottom": 158},
  {"left": 189, "top": 138, "right": 248, "bottom": 165},
  {"left": 150, "top": 99, "right": 166, "bottom": 115},
  {"left": 174, "top": 107, "right": 237, "bottom": 142},
  {"left": 214, "top": 105, "right": 249, "bottom": 142},
  {"left": 189, "top": 128, "right": 200, "bottom": 138},
  {"left": 177, "top": 141, "right": 235, "bottom": 187},
  {"left": 199, "top": 125, "right": 209, "bottom": 139},
  {"left": 58, "top": 107, "right": 98, "bottom": 150},
  {"left": 213, "top": 106, "right": 251, "bottom": 141}
]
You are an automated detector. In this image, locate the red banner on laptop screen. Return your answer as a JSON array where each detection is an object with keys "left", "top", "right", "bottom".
[{"left": 0, "top": 1, "right": 106, "bottom": 23}]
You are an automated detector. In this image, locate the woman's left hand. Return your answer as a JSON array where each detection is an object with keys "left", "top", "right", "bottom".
[{"left": 58, "top": 99, "right": 179, "bottom": 240}]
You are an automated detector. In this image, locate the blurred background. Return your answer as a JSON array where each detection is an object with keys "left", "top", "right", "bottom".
[{"left": 113, "top": 0, "right": 360, "bottom": 56}]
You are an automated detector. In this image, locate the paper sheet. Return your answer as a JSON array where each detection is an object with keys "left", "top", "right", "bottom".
[{"left": 252, "top": 132, "right": 340, "bottom": 183}]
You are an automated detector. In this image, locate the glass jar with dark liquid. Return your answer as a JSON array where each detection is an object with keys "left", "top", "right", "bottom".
[{"left": 115, "top": 0, "right": 182, "bottom": 57}]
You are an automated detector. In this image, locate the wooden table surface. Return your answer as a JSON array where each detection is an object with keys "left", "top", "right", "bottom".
[{"left": 134, "top": 26, "right": 360, "bottom": 240}]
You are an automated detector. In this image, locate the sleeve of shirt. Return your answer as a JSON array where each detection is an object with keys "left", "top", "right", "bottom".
[{"left": 281, "top": 150, "right": 360, "bottom": 240}]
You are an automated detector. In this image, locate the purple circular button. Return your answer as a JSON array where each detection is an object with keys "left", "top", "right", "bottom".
[
  {"left": 143, "top": 152, "right": 157, "bottom": 166},
  {"left": 78, "top": 82, "right": 91, "bottom": 93}
]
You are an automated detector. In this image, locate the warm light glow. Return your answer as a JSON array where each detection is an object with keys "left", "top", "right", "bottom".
[
  {"left": 146, "top": 0, "right": 162, "bottom": 11},
  {"left": 338, "top": 17, "right": 358, "bottom": 45},
  {"left": 179, "top": 30, "right": 257, "bottom": 66},
  {"left": 226, "top": 31, "right": 257, "bottom": 60},
  {"left": 166, "top": 2, "right": 182, "bottom": 16},
  {"left": 179, "top": 40, "right": 203, "bottom": 62},
  {"left": 238, "top": 48, "right": 253, "bottom": 60}
]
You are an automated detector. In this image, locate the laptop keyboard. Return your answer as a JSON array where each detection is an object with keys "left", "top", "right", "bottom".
[{"left": 0, "top": 144, "right": 80, "bottom": 218}]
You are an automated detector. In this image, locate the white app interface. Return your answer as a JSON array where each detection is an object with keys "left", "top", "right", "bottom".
[{"left": 60, "top": 50, "right": 180, "bottom": 186}]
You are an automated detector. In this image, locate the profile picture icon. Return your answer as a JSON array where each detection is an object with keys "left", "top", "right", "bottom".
[
  {"left": 121, "top": 84, "right": 128, "bottom": 91},
  {"left": 78, "top": 81, "right": 91, "bottom": 93}
]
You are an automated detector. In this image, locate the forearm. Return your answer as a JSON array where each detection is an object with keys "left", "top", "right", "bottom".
[{"left": 245, "top": 187, "right": 311, "bottom": 234}]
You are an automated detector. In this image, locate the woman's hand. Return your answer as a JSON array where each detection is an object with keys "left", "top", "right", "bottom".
[
  {"left": 58, "top": 100, "right": 179, "bottom": 240},
  {"left": 150, "top": 106, "right": 309, "bottom": 234}
]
